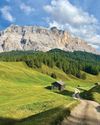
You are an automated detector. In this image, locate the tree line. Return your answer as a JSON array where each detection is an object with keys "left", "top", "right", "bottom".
[{"left": 0, "top": 49, "right": 99, "bottom": 79}]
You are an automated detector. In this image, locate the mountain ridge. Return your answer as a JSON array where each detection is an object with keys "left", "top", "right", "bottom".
[{"left": 0, "top": 24, "right": 97, "bottom": 54}]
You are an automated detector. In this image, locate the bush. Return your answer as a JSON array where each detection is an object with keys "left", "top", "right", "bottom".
[
  {"left": 51, "top": 73, "right": 57, "bottom": 79},
  {"left": 25, "top": 60, "right": 34, "bottom": 68},
  {"left": 81, "top": 73, "right": 86, "bottom": 80},
  {"left": 76, "top": 72, "right": 86, "bottom": 80},
  {"left": 76, "top": 72, "right": 81, "bottom": 78}
]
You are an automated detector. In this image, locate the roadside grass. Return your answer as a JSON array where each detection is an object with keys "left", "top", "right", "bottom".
[
  {"left": 80, "top": 85, "right": 100, "bottom": 103},
  {"left": 14, "top": 101, "right": 78, "bottom": 125},
  {"left": 93, "top": 92, "right": 100, "bottom": 103}
]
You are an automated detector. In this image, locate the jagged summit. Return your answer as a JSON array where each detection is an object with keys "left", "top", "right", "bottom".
[{"left": 0, "top": 24, "right": 96, "bottom": 53}]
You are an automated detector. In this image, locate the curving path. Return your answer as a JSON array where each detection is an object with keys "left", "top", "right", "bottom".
[{"left": 61, "top": 90, "right": 100, "bottom": 125}]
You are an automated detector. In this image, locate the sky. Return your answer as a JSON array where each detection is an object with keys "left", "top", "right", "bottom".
[{"left": 0, "top": 0, "right": 100, "bottom": 50}]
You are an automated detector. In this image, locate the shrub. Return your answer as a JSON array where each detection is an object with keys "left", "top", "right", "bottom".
[
  {"left": 51, "top": 73, "right": 57, "bottom": 79},
  {"left": 76, "top": 72, "right": 86, "bottom": 80},
  {"left": 81, "top": 73, "right": 86, "bottom": 80}
]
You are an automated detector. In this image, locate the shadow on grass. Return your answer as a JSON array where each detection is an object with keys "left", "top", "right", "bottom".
[
  {"left": 0, "top": 117, "right": 18, "bottom": 125},
  {"left": 88, "top": 85, "right": 100, "bottom": 94},
  {"left": 80, "top": 85, "right": 100, "bottom": 101},
  {"left": 0, "top": 105, "right": 99, "bottom": 125},
  {"left": 55, "top": 90, "right": 74, "bottom": 97},
  {"left": 45, "top": 86, "right": 51, "bottom": 90},
  {"left": 45, "top": 86, "right": 74, "bottom": 98},
  {"left": 0, "top": 107, "right": 71, "bottom": 125},
  {"left": 80, "top": 90, "right": 94, "bottom": 100}
]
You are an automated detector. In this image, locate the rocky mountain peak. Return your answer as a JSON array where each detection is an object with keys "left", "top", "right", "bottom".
[{"left": 0, "top": 25, "right": 97, "bottom": 53}]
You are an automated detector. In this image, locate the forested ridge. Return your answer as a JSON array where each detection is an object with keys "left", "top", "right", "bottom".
[{"left": 0, "top": 49, "right": 100, "bottom": 78}]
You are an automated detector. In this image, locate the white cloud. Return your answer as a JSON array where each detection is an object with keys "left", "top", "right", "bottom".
[
  {"left": 88, "top": 44, "right": 99, "bottom": 49},
  {"left": 6, "top": 0, "right": 10, "bottom": 2},
  {"left": 44, "top": 0, "right": 100, "bottom": 49},
  {"left": 0, "top": 6, "right": 15, "bottom": 22},
  {"left": 20, "top": 3, "right": 35, "bottom": 15},
  {"left": 44, "top": 0, "right": 97, "bottom": 26}
]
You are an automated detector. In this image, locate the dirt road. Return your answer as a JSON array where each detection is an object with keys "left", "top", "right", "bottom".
[{"left": 61, "top": 95, "right": 100, "bottom": 125}]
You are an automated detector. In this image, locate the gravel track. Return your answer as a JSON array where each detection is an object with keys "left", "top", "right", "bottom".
[{"left": 61, "top": 93, "right": 100, "bottom": 125}]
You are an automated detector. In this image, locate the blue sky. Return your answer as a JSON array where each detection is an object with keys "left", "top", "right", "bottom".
[{"left": 0, "top": 0, "right": 100, "bottom": 50}]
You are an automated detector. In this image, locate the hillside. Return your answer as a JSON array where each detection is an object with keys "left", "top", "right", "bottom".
[
  {"left": 0, "top": 25, "right": 96, "bottom": 53},
  {"left": 0, "top": 50, "right": 100, "bottom": 125},
  {"left": 0, "top": 50, "right": 99, "bottom": 77},
  {"left": 38, "top": 65, "right": 100, "bottom": 89},
  {"left": 0, "top": 62, "right": 100, "bottom": 125},
  {"left": 0, "top": 62, "right": 78, "bottom": 125},
  {"left": 80, "top": 84, "right": 100, "bottom": 104},
  {"left": 91, "top": 85, "right": 100, "bottom": 103}
]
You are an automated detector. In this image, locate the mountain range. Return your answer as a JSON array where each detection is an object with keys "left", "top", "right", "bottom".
[{"left": 0, "top": 25, "right": 97, "bottom": 53}]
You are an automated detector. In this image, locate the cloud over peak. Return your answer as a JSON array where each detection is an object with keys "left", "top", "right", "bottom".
[
  {"left": 0, "top": 6, "right": 15, "bottom": 22},
  {"left": 44, "top": 0, "right": 100, "bottom": 49},
  {"left": 44, "top": 0, "right": 97, "bottom": 25},
  {"left": 20, "top": 3, "right": 35, "bottom": 15}
]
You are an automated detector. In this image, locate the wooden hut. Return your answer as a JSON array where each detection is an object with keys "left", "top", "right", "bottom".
[{"left": 51, "top": 81, "right": 65, "bottom": 91}]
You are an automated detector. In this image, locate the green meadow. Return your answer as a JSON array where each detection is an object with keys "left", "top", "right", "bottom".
[
  {"left": 38, "top": 65, "right": 100, "bottom": 88},
  {"left": 0, "top": 62, "right": 100, "bottom": 125}
]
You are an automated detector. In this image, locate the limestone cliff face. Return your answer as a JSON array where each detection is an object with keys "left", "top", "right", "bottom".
[{"left": 0, "top": 25, "right": 96, "bottom": 53}]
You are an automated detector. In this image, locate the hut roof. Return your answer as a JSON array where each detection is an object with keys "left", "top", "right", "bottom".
[{"left": 52, "top": 81, "right": 65, "bottom": 86}]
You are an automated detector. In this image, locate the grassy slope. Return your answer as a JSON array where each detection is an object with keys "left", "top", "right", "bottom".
[
  {"left": 91, "top": 86, "right": 100, "bottom": 103},
  {"left": 0, "top": 62, "right": 77, "bottom": 125},
  {"left": 0, "top": 62, "right": 99, "bottom": 125},
  {"left": 80, "top": 85, "right": 100, "bottom": 104},
  {"left": 38, "top": 65, "right": 100, "bottom": 89},
  {"left": 38, "top": 65, "right": 100, "bottom": 103}
]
